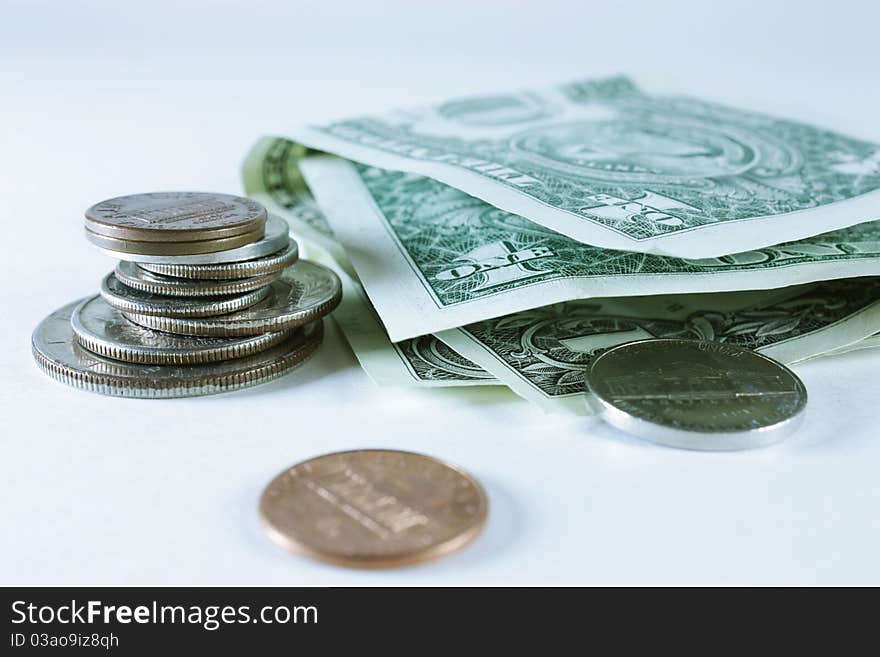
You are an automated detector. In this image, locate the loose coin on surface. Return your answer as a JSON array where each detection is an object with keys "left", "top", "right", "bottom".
[
  {"left": 100, "top": 272, "right": 269, "bottom": 317},
  {"left": 85, "top": 225, "right": 265, "bottom": 256},
  {"left": 138, "top": 242, "right": 298, "bottom": 280},
  {"left": 123, "top": 260, "right": 342, "bottom": 336},
  {"left": 32, "top": 299, "right": 323, "bottom": 398},
  {"left": 71, "top": 296, "right": 291, "bottom": 365},
  {"left": 259, "top": 449, "right": 488, "bottom": 568},
  {"left": 586, "top": 339, "right": 808, "bottom": 451},
  {"left": 85, "top": 192, "right": 266, "bottom": 241},
  {"left": 94, "top": 215, "right": 290, "bottom": 265},
  {"left": 114, "top": 260, "right": 280, "bottom": 297}
]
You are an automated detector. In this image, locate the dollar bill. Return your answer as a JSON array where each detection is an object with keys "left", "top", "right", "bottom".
[
  {"left": 242, "top": 161, "right": 500, "bottom": 387},
  {"left": 285, "top": 75, "right": 880, "bottom": 258},
  {"left": 294, "top": 152, "right": 880, "bottom": 341},
  {"left": 436, "top": 278, "right": 880, "bottom": 414}
]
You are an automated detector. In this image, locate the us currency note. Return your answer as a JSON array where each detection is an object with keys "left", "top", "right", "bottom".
[
  {"left": 286, "top": 76, "right": 880, "bottom": 258},
  {"left": 295, "top": 152, "right": 880, "bottom": 341},
  {"left": 241, "top": 158, "right": 499, "bottom": 387},
  {"left": 436, "top": 278, "right": 880, "bottom": 414}
]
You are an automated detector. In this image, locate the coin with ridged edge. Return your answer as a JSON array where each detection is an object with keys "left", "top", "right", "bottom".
[
  {"left": 95, "top": 215, "right": 290, "bottom": 264},
  {"left": 71, "top": 296, "right": 291, "bottom": 365},
  {"left": 138, "top": 242, "right": 298, "bottom": 280},
  {"left": 259, "top": 449, "right": 488, "bottom": 568},
  {"left": 123, "top": 260, "right": 342, "bottom": 336},
  {"left": 114, "top": 260, "right": 280, "bottom": 297},
  {"left": 32, "top": 299, "right": 324, "bottom": 398},
  {"left": 85, "top": 192, "right": 266, "bottom": 242},
  {"left": 586, "top": 339, "right": 808, "bottom": 451},
  {"left": 100, "top": 272, "right": 269, "bottom": 318},
  {"left": 85, "top": 225, "right": 265, "bottom": 256}
]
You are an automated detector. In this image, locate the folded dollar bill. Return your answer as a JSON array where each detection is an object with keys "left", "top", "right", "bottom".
[
  {"left": 295, "top": 154, "right": 880, "bottom": 341},
  {"left": 282, "top": 75, "right": 880, "bottom": 258},
  {"left": 436, "top": 278, "right": 880, "bottom": 413}
]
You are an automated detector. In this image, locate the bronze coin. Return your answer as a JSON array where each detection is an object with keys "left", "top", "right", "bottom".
[{"left": 259, "top": 449, "right": 488, "bottom": 568}]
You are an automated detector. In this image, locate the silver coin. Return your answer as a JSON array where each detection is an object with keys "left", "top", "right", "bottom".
[
  {"left": 137, "top": 242, "right": 298, "bottom": 280},
  {"left": 71, "top": 296, "right": 291, "bottom": 365},
  {"left": 100, "top": 272, "right": 269, "bottom": 317},
  {"left": 114, "top": 260, "right": 281, "bottom": 297},
  {"left": 33, "top": 299, "right": 324, "bottom": 398},
  {"left": 586, "top": 339, "right": 807, "bottom": 451},
  {"left": 85, "top": 192, "right": 266, "bottom": 241},
  {"left": 123, "top": 260, "right": 342, "bottom": 336},
  {"left": 95, "top": 215, "right": 290, "bottom": 265},
  {"left": 85, "top": 225, "right": 265, "bottom": 255}
]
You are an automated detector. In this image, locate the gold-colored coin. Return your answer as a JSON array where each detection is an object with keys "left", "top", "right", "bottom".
[
  {"left": 85, "top": 226, "right": 265, "bottom": 256},
  {"left": 259, "top": 449, "right": 488, "bottom": 568}
]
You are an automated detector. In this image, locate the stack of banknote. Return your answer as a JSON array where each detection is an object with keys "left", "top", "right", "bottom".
[{"left": 242, "top": 76, "right": 880, "bottom": 414}]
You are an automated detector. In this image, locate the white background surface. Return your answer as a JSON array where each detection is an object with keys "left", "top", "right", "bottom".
[{"left": 2, "top": 0, "right": 880, "bottom": 585}]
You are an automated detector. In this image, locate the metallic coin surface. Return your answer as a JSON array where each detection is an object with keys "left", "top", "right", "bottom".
[
  {"left": 94, "top": 215, "right": 290, "bottom": 264},
  {"left": 85, "top": 192, "right": 267, "bottom": 241},
  {"left": 114, "top": 260, "right": 280, "bottom": 297},
  {"left": 138, "top": 242, "right": 298, "bottom": 280},
  {"left": 259, "top": 449, "right": 488, "bottom": 568},
  {"left": 71, "top": 296, "right": 291, "bottom": 365},
  {"left": 123, "top": 260, "right": 342, "bottom": 336},
  {"left": 85, "top": 225, "right": 265, "bottom": 256},
  {"left": 100, "top": 272, "right": 269, "bottom": 317},
  {"left": 586, "top": 339, "right": 808, "bottom": 451},
  {"left": 32, "top": 299, "right": 324, "bottom": 398}
]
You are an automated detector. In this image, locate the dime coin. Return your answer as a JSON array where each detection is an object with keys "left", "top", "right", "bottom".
[
  {"left": 259, "top": 449, "right": 488, "bottom": 568},
  {"left": 138, "top": 242, "right": 298, "bottom": 280},
  {"left": 586, "top": 339, "right": 808, "bottom": 450},
  {"left": 32, "top": 299, "right": 323, "bottom": 398},
  {"left": 100, "top": 272, "right": 269, "bottom": 317},
  {"left": 94, "top": 215, "right": 290, "bottom": 265},
  {"left": 114, "top": 260, "right": 281, "bottom": 297},
  {"left": 71, "top": 296, "right": 291, "bottom": 365},
  {"left": 123, "top": 260, "right": 342, "bottom": 336},
  {"left": 85, "top": 192, "right": 266, "bottom": 242},
  {"left": 85, "top": 225, "right": 265, "bottom": 256}
]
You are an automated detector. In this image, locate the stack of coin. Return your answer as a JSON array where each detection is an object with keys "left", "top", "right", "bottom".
[{"left": 32, "top": 192, "right": 342, "bottom": 398}]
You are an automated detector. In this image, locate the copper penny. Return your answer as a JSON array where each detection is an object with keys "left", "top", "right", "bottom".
[{"left": 259, "top": 449, "right": 488, "bottom": 568}]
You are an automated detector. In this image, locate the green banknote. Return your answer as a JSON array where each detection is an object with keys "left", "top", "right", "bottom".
[
  {"left": 436, "top": 278, "right": 880, "bottom": 414},
  {"left": 285, "top": 76, "right": 880, "bottom": 258},
  {"left": 241, "top": 154, "right": 499, "bottom": 387},
  {"left": 292, "top": 152, "right": 880, "bottom": 342}
]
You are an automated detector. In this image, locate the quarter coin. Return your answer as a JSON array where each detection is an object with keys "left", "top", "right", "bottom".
[
  {"left": 259, "top": 449, "right": 488, "bottom": 568},
  {"left": 71, "top": 296, "right": 290, "bottom": 365},
  {"left": 32, "top": 299, "right": 323, "bottom": 398},
  {"left": 138, "top": 242, "right": 298, "bottom": 280},
  {"left": 123, "top": 260, "right": 342, "bottom": 336},
  {"left": 100, "top": 272, "right": 269, "bottom": 317},
  {"left": 85, "top": 192, "right": 266, "bottom": 241},
  {"left": 113, "top": 260, "right": 281, "bottom": 297},
  {"left": 586, "top": 339, "right": 808, "bottom": 450}
]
